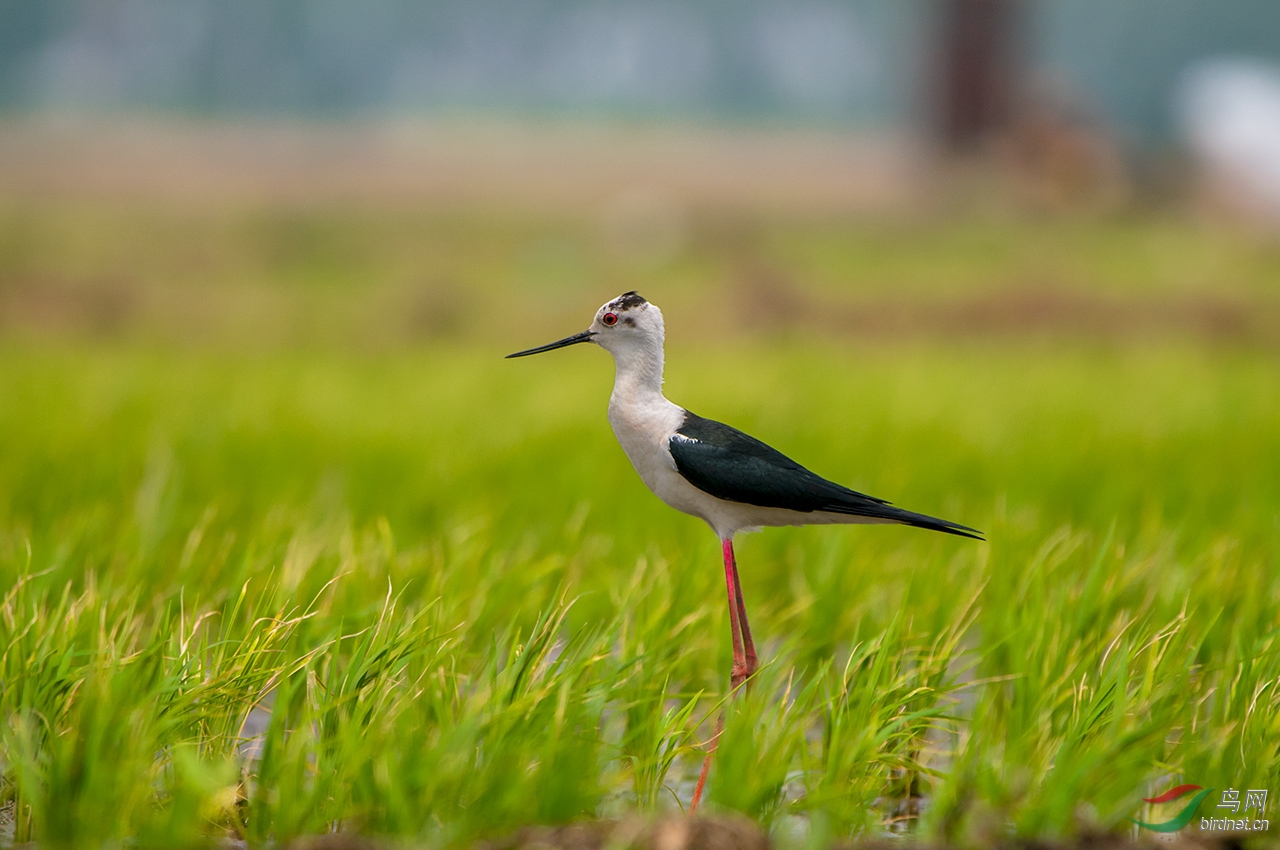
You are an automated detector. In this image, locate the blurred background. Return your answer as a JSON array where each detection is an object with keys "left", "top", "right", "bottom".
[
  {"left": 1, "top": 0, "right": 1279, "bottom": 347},
  {"left": 2, "top": 8, "right": 1280, "bottom": 840}
]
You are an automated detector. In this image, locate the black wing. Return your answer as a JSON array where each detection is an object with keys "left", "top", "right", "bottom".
[{"left": 668, "top": 411, "right": 983, "bottom": 540}]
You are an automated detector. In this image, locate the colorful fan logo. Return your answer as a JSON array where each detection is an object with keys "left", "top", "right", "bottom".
[{"left": 1129, "top": 784, "right": 1214, "bottom": 832}]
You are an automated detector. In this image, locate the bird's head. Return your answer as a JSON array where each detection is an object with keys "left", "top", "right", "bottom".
[
  {"left": 506, "top": 291, "right": 664, "bottom": 360},
  {"left": 588, "top": 291, "right": 664, "bottom": 356}
]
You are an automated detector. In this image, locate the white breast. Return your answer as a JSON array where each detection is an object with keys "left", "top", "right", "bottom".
[{"left": 606, "top": 394, "right": 716, "bottom": 522}]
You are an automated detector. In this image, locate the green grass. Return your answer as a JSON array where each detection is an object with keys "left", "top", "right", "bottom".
[
  {"left": 1, "top": 336, "right": 1277, "bottom": 847},
  {"left": 2, "top": 194, "right": 1279, "bottom": 846}
]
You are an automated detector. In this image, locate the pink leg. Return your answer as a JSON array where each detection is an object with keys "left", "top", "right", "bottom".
[
  {"left": 721, "top": 538, "right": 750, "bottom": 690},
  {"left": 689, "top": 713, "right": 722, "bottom": 815},
  {"left": 725, "top": 539, "right": 759, "bottom": 683},
  {"left": 689, "top": 537, "right": 759, "bottom": 815}
]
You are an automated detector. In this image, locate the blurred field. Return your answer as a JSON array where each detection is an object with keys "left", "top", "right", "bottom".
[{"left": 1, "top": 131, "right": 1279, "bottom": 846}]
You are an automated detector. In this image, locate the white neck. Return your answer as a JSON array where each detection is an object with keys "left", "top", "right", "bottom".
[{"left": 608, "top": 337, "right": 666, "bottom": 409}]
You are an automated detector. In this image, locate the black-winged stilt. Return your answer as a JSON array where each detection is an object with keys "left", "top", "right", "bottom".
[{"left": 507, "top": 291, "right": 982, "bottom": 811}]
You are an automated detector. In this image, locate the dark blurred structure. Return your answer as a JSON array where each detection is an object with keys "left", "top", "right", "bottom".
[{"left": 935, "top": 0, "right": 1021, "bottom": 151}]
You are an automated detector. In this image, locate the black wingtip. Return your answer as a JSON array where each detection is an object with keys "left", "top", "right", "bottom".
[
  {"left": 898, "top": 513, "right": 984, "bottom": 541},
  {"left": 885, "top": 509, "right": 983, "bottom": 540},
  {"left": 922, "top": 522, "right": 985, "bottom": 541},
  {"left": 822, "top": 501, "right": 984, "bottom": 540}
]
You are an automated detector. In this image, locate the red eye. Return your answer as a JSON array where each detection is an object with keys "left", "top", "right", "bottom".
[{"left": 602, "top": 312, "right": 618, "bottom": 326}]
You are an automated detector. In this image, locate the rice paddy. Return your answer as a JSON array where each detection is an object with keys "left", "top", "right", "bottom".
[{"left": 1, "top": 197, "right": 1278, "bottom": 847}]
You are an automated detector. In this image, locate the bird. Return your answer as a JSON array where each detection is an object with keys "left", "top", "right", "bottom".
[{"left": 506, "top": 291, "right": 981, "bottom": 811}]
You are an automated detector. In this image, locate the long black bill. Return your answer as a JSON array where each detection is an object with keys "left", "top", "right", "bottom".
[{"left": 505, "top": 330, "right": 596, "bottom": 359}]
